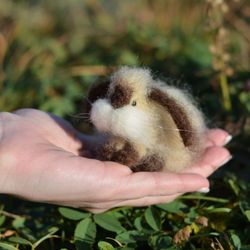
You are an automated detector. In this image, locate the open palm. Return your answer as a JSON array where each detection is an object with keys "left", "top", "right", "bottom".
[{"left": 0, "top": 109, "right": 231, "bottom": 213}]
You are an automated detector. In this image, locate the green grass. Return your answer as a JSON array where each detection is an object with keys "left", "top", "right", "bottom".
[{"left": 0, "top": 0, "right": 249, "bottom": 249}]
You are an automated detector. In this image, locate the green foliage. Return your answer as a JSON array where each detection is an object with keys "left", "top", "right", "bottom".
[
  {"left": 74, "top": 218, "right": 96, "bottom": 250},
  {"left": 1, "top": 181, "right": 250, "bottom": 249},
  {"left": 94, "top": 213, "right": 125, "bottom": 233},
  {"left": 98, "top": 241, "right": 115, "bottom": 250},
  {"left": 58, "top": 207, "right": 90, "bottom": 221},
  {"left": 0, "top": 0, "right": 249, "bottom": 249},
  {"left": 144, "top": 207, "right": 161, "bottom": 231}
]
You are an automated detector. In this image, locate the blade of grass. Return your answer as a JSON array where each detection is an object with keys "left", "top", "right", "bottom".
[{"left": 180, "top": 195, "right": 229, "bottom": 203}]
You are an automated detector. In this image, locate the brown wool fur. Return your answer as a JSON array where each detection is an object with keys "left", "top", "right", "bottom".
[
  {"left": 110, "top": 84, "right": 133, "bottom": 109},
  {"left": 97, "top": 137, "right": 140, "bottom": 166},
  {"left": 86, "top": 79, "right": 110, "bottom": 113},
  {"left": 131, "top": 154, "right": 165, "bottom": 172},
  {"left": 149, "top": 88, "right": 193, "bottom": 147},
  {"left": 87, "top": 66, "right": 206, "bottom": 172}
]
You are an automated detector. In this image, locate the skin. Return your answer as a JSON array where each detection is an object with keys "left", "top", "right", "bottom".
[{"left": 0, "top": 109, "right": 231, "bottom": 213}]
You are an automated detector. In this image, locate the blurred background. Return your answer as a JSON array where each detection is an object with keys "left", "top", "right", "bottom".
[
  {"left": 0, "top": 0, "right": 249, "bottom": 249},
  {"left": 0, "top": 0, "right": 249, "bottom": 117},
  {"left": 0, "top": 0, "right": 249, "bottom": 174}
]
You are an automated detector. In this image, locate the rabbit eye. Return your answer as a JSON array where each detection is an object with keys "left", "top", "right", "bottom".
[{"left": 131, "top": 100, "right": 137, "bottom": 106}]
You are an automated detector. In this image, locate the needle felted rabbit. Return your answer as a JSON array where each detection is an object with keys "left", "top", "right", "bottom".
[{"left": 87, "top": 66, "right": 206, "bottom": 172}]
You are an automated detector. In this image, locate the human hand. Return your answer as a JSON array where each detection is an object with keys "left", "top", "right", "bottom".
[{"left": 0, "top": 109, "right": 231, "bottom": 213}]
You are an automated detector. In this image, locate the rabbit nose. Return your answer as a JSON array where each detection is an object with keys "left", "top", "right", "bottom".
[{"left": 110, "top": 84, "right": 133, "bottom": 109}]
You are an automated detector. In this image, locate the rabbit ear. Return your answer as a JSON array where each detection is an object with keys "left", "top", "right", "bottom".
[
  {"left": 84, "top": 79, "right": 110, "bottom": 114},
  {"left": 149, "top": 87, "right": 193, "bottom": 147},
  {"left": 87, "top": 79, "right": 110, "bottom": 103}
]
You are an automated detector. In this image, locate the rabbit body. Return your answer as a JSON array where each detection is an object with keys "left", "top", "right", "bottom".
[{"left": 88, "top": 66, "right": 206, "bottom": 172}]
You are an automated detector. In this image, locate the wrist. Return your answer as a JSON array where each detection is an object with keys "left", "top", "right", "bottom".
[
  {"left": 0, "top": 112, "right": 15, "bottom": 194},
  {"left": 0, "top": 112, "right": 6, "bottom": 193},
  {"left": 0, "top": 112, "right": 3, "bottom": 147},
  {"left": 0, "top": 112, "right": 7, "bottom": 193}
]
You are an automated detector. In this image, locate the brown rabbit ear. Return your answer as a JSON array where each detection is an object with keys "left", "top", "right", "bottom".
[
  {"left": 87, "top": 79, "right": 110, "bottom": 103},
  {"left": 84, "top": 79, "right": 110, "bottom": 114},
  {"left": 149, "top": 87, "right": 193, "bottom": 147}
]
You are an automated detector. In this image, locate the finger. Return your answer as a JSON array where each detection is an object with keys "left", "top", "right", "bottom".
[
  {"left": 44, "top": 154, "right": 207, "bottom": 203},
  {"left": 77, "top": 193, "right": 180, "bottom": 210},
  {"left": 115, "top": 194, "right": 180, "bottom": 208},
  {"left": 182, "top": 146, "right": 232, "bottom": 177},
  {"left": 114, "top": 172, "right": 209, "bottom": 200},
  {"left": 81, "top": 194, "right": 180, "bottom": 213},
  {"left": 205, "top": 129, "right": 232, "bottom": 147}
]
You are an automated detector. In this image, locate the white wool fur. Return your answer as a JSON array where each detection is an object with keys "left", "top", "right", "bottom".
[
  {"left": 90, "top": 98, "right": 153, "bottom": 147},
  {"left": 112, "top": 106, "right": 153, "bottom": 146},
  {"left": 90, "top": 99, "right": 113, "bottom": 132},
  {"left": 110, "top": 66, "right": 151, "bottom": 96}
]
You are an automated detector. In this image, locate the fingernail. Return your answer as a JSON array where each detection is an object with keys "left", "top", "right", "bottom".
[
  {"left": 198, "top": 187, "right": 210, "bottom": 193},
  {"left": 219, "top": 155, "right": 233, "bottom": 167},
  {"left": 223, "top": 135, "right": 232, "bottom": 146}
]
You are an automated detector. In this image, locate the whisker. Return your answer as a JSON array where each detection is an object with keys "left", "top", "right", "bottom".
[
  {"left": 69, "top": 112, "right": 90, "bottom": 119},
  {"left": 73, "top": 118, "right": 91, "bottom": 123},
  {"left": 69, "top": 113, "right": 92, "bottom": 123},
  {"left": 83, "top": 97, "right": 92, "bottom": 105},
  {"left": 77, "top": 112, "right": 90, "bottom": 115},
  {"left": 157, "top": 126, "right": 195, "bottom": 134},
  {"left": 70, "top": 116, "right": 90, "bottom": 120}
]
